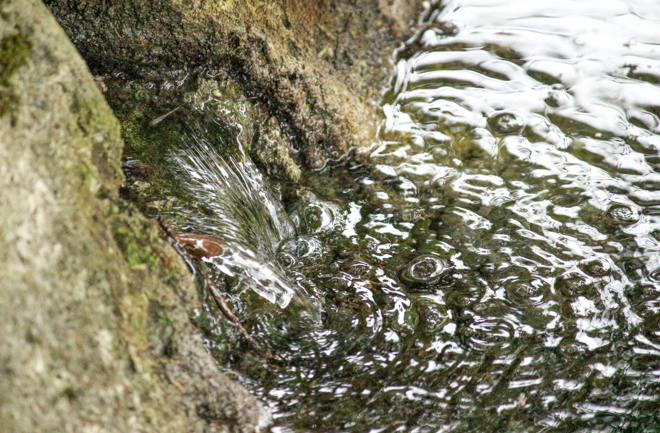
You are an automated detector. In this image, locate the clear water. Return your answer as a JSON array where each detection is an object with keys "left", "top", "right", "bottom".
[{"left": 175, "top": 0, "right": 660, "bottom": 431}]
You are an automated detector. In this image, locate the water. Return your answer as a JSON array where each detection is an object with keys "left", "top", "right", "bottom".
[
  {"left": 173, "top": 135, "right": 297, "bottom": 308},
  {"left": 173, "top": 0, "right": 660, "bottom": 431}
]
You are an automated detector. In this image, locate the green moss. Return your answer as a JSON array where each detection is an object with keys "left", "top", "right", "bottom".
[
  {"left": 0, "top": 30, "right": 32, "bottom": 116},
  {"left": 113, "top": 224, "right": 158, "bottom": 269},
  {"left": 0, "top": 31, "right": 31, "bottom": 83}
]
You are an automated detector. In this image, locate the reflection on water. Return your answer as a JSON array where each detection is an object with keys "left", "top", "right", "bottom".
[{"left": 182, "top": 0, "right": 660, "bottom": 431}]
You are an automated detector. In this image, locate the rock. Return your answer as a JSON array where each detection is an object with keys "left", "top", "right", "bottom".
[
  {"left": 0, "top": 1, "right": 267, "bottom": 431},
  {"left": 45, "top": 0, "right": 421, "bottom": 171}
]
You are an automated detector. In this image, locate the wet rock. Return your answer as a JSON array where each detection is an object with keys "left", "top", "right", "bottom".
[
  {"left": 250, "top": 116, "right": 301, "bottom": 183},
  {"left": 45, "top": 0, "right": 423, "bottom": 170}
]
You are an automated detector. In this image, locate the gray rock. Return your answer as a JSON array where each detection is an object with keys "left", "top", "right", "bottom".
[{"left": 0, "top": 0, "right": 268, "bottom": 431}]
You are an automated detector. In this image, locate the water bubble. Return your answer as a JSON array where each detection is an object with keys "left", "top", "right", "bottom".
[
  {"left": 399, "top": 255, "right": 449, "bottom": 288},
  {"left": 487, "top": 111, "right": 525, "bottom": 135},
  {"left": 606, "top": 205, "right": 640, "bottom": 225},
  {"left": 290, "top": 200, "right": 341, "bottom": 234},
  {"left": 579, "top": 257, "right": 612, "bottom": 277}
]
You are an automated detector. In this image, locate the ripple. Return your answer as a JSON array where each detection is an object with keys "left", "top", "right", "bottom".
[
  {"left": 606, "top": 204, "right": 640, "bottom": 225},
  {"left": 399, "top": 255, "right": 450, "bottom": 289},
  {"left": 579, "top": 257, "right": 612, "bottom": 277},
  {"left": 505, "top": 276, "right": 550, "bottom": 304},
  {"left": 460, "top": 315, "right": 519, "bottom": 350},
  {"left": 487, "top": 111, "right": 526, "bottom": 135},
  {"left": 555, "top": 272, "right": 599, "bottom": 298}
]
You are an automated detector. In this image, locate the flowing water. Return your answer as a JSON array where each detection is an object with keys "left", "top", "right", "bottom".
[{"left": 174, "top": 0, "right": 660, "bottom": 431}]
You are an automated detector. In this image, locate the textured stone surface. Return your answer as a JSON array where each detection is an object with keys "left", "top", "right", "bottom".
[
  {"left": 0, "top": 1, "right": 268, "bottom": 431},
  {"left": 45, "top": 0, "right": 421, "bottom": 171}
]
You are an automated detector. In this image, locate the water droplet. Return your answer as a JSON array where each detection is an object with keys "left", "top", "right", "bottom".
[
  {"left": 487, "top": 111, "right": 525, "bottom": 135},
  {"left": 606, "top": 205, "right": 640, "bottom": 224}
]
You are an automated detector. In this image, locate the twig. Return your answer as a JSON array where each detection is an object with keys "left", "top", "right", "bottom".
[
  {"left": 156, "top": 217, "right": 284, "bottom": 367},
  {"left": 204, "top": 277, "right": 284, "bottom": 367}
]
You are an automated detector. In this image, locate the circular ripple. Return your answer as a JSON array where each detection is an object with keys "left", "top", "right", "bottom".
[
  {"left": 487, "top": 111, "right": 525, "bottom": 135},
  {"left": 414, "top": 299, "right": 450, "bottom": 333},
  {"left": 399, "top": 255, "right": 449, "bottom": 289},
  {"left": 505, "top": 277, "right": 549, "bottom": 304},
  {"left": 555, "top": 272, "right": 598, "bottom": 297},
  {"left": 606, "top": 205, "right": 640, "bottom": 225},
  {"left": 460, "top": 316, "right": 519, "bottom": 350},
  {"left": 579, "top": 257, "right": 612, "bottom": 277}
]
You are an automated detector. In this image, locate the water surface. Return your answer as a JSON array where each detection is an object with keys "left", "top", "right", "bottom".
[{"left": 180, "top": 1, "right": 660, "bottom": 431}]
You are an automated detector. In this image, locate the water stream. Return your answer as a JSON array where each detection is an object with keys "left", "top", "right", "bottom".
[{"left": 173, "top": 0, "right": 660, "bottom": 431}]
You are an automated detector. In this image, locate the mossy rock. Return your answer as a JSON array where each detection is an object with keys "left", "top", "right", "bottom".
[{"left": 0, "top": 0, "right": 267, "bottom": 431}]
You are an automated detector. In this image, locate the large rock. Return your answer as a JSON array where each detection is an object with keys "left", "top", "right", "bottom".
[
  {"left": 45, "top": 0, "right": 421, "bottom": 171},
  {"left": 0, "top": 0, "right": 268, "bottom": 431}
]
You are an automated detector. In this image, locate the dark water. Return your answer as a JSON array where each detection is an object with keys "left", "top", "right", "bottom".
[{"left": 176, "top": 0, "right": 660, "bottom": 431}]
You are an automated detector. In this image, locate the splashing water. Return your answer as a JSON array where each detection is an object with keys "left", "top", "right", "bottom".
[{"left": 173, "top": 135, "right": 297, "bottom": 308}]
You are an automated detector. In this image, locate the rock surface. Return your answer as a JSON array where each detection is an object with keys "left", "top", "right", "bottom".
[
  {"left": 46, "top": 0, "right": 421, "bottom": 173},
  {"left": 0, "top": 1, "right": 268, "bottom": 431}
]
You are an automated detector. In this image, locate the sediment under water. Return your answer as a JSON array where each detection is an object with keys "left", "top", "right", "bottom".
[{"left": 174, "top": 0, "right": 660, "bottom": 431}]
